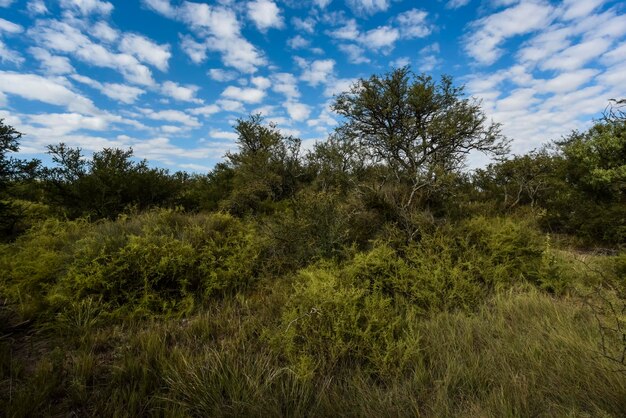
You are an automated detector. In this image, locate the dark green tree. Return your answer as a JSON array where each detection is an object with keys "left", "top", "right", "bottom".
[
  {"left": 332, "top": 67, "right": 509, "bottom": 239},
  {"left": 223, "top": 115, "right": 302, "bottom": 214},
  {"left": 0, "top": 120, "right": 41, "bottom": 238}
]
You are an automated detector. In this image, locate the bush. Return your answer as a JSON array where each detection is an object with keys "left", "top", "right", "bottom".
[{"left": 0, "top": 210, "right": 260, "bottom": 320}]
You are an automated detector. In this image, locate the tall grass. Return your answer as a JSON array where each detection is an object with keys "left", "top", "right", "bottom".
[{"left": 0, "top": 212, "right": 624, "bottom": 417}]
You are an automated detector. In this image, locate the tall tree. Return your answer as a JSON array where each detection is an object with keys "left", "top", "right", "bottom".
[{"left": 332, "top": 67, "right": 509, "bottom": 239}]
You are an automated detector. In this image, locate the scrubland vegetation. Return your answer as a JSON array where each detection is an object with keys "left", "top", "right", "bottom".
[{"left": 1, "top": 68, "right": 624, "bottom": 417}]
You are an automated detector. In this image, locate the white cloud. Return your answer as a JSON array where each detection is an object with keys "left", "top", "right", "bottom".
[
  {"left": 292, "top": 16, "right": 316, "bottom": 34},
  {"left": 120, "top": 33, "right": 171, "bottom": 71},
  {"left": 251, "top": 76, "right": 271, "bottom": 90},
  {"left": 284, "top": 101, "right": 311, "bottom": 121},
  {"left": 161, "top": 81, "right": 202, "bottom": 103},
  {"left": 221, "top": 86, "right": 266, "bottom": 103},
  {"left": 247, "top": 0, "right": 284, "bottom": 32},
  {"left": 541, "top": 69, "right": 599, "bottom": 93},
  {"left": 313, "top": 0, "right": 332, "bottom": 7},
  {"left": 601, "top": 41, "right": 626, "bottom": 65},
  {"left": 71, "top": 73, "right": 146, "bottom": 104},
  {"left": 465, "top": 0, "right": 555, "bottom": 65},
  {"left": 360, "top": 26, "right": 399, "bottom": 50},
  {"left": 324, "top": 78, "right": 357, "bottom": 97},
  {"left": 210, "top": 129, "right": 238, "bottom": 140},
  {"left": 216, "top": 99, "right": 245, "bottom": 112},
  {"left": 29, "top": 47, "right": 75, "bottom": 74},
  {"left": 288, "top": 35, "right": 310, "bottom": 49},
  {"left": 541, "top": 37, "right": 611, "bottom": 71},
  {"left": 190, "top": 104, "right": 220, "bottom": 116},
  {"left": 346, "top": 0, "right": 389, "bottom": 16},
  {"left": 93, "top": 21, "right": 119, "bottom": 43},
  {"left": 143, "top": 1, "right": 265, "bottom": 73},
  {"left": 102, "top": 83, "right": 145, "bottom": 103},
  {"left": 418, "top": 43, "right": 441, "bottom": 72},
  {"left": 27, "top": 0, "right": 48, "bottom": 15},
  {"left": 0, "top": 18, "right": 23, "bottom": 34},
  {"left": 59, "top": 0, "right": 114, "bottom": 15},
  {"left": 209, "top": 68, "right": 238, "bottom": 82},
  {"left": 271, "top": 73, "right": 300, "bottom": 99},
  {"left": 446, "top": 0, "right": 471, "bottom": 9},
  {"left": 396, "top": 9, "right": 431, "bottom": 39},
  {"left": 338, "top": 44, "right": 370, "bottom": 64},
  {"left": 0, "top": 71, "right": 97, "bottom": 114},
  {"left": 299, "top": 59, "right": 335, "bottom": 86},
  {"left": 0, "top": 40, "right": 24, "bottom": 65},
  {"left": 139, "top": 108, "right": 201, "bottom": 127},
  {"left": 30, "top": 20, "right": 155, "bottom": 86},
  {"left": 328, "top": 19, "right": 359, "bottom": 41},
  {"left": 0, "top": 0, "right": 15, "bottom": 7},
  {"left": 180, "top": 35, "right": 207, "bottom": 64},
  {"left": 390, "top": 56, "right": 410, "bottom": 68},
  {"left": 561, "top": 0, "right": 606, "bottom": 21}
]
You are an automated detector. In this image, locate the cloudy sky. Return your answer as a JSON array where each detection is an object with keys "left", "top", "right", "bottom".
[{"left": 0, "top": 0, "right": 625, "bottom": 172}]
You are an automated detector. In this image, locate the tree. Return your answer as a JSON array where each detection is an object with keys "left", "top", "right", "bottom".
[
  {"left": 475, "top": 149, "right": 560, "bottom": 210},
  {"left": 0, "top": 120, "right": 41, "bottom": 238},
  {"left": 332, "top": 67, "right": 508, "bottom": 240},
  {"left": 333, "top": 67, "right": 509, "bottom": 191},
  {"left": 44, "top": 144, "right": 181, "bottom": 219},
  {"left": 224, "top": 115, "right": 302, "bottom": 214}
]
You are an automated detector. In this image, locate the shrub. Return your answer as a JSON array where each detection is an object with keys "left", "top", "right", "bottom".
[{"left": 0, "top": 210, "right": 260, "bottom": 320}]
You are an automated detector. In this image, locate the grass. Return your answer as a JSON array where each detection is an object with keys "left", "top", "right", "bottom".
[
  {"left": 1, "top": 286, "right": 624, "bottom": 417},
  {"left": 0, "top": 212, "right": 624, "bottom": 417}
]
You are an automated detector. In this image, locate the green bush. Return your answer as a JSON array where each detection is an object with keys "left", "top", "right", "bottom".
[
  {"left": 274, "top": 266, "right": 421, "bottom": 378},
  {"left": 0, "top": 210, "right": 260, "bottom": 320}
]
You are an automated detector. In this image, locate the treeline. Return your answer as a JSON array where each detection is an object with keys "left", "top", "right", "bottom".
[{"left": 1, "top": 69, "right": 625, "bottom": 246}]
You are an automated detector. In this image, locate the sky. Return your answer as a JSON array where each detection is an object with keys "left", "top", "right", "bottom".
[{"left": 0, "top": 0, "right": 625, "bottom": 172}]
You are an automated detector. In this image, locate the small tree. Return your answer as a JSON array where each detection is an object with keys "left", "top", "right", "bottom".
[
  {"left": 0, "top": 120, "right": 41, "bottom": 238},
  {"left": 224, "top": 115, "right": 302, "bottom": 214}
]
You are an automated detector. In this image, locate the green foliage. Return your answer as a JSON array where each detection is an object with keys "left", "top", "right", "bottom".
[
  {"left": 223, "top": 115, "right": 303, "bottom": 215},
  {"left": 1, "top": 210, "right": 259, "bottom": 319},
  {"left": 43, "top": 145, "right": 183, "bottom": 219}
]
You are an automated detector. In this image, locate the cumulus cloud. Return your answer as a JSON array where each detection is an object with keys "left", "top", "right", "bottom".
[
  {"left": 446, "top": 0, "right": 471, "bottom": 9},
  {"left": 283, "top": 101, "right": 311, "bottom": 121},
  {"left": 143, "top": 0, "right": 265, "bottom": 73},
  {"left": 29, "top": 47, "right": 75, "bottom": 74},
  {"left": 346, "top": 0, "right": 389, "bottom": 16},
  {"left": 299, "top": 59, "right": 335, "bottom": 86},
  {"left": 0, "top": 18, "right": 24, "bottom": 34},
  {"left": 71, "top": 74, "right": 146, "bottom": 104},
  {"left": 0, "top": 71, "right": 97, "bottom": 114},
  {"left": 271, "top": 73, "right": 300, "bottom": 99},
  {"left": 59, "top": 0, "right": 114, "bottom": 16},
  {"left": 338, "top": 44, "right": 370, "bottom": 64},
  {"left": 396, "top": 9, "right": 431, "bottom": 39},
  {"left": 120, "top": 33, "right": 171, "bottom": 71},
  {"left": 161, "top": 81, "right": 202, "bottom": 103},
  {"left": 27, "top": 0, "right": 48, "bottom": 15},
  {"left": 464, "top": 0, "right": 555, "bottom": 65},
  {"left": 247, "top": 0, "right": 284, "bottom": 32},
  {"left": 209, "top": 68, "right": 239, "bottom": 82},
  {"left": 29, "top": 19, "right": 155, "bottom": 85},
  {"left": 288, "top": 35, "right": 310, "bottom": 49},
  {"left": 139, "top": 108, "right": 201, "bottom": 127},
  {"left": 221, "top": 86, "right": 266, "bottom": 104}
]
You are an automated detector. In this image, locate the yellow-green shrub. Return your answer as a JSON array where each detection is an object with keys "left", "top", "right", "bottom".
[
  {"left": 0, "top": 210, "right": 260, "bottom": 319},
  {"left": 274, "top": 267, "right": 421, "bottom": 378}
]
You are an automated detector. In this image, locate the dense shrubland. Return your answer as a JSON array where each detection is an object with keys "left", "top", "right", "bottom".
[{"left": 1, "top": 68, "right": 624, "bottom": 417}]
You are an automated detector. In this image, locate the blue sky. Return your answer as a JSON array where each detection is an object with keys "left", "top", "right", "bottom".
[{"left": 0, "top": 0, "right": 625, "bottom": 172}]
